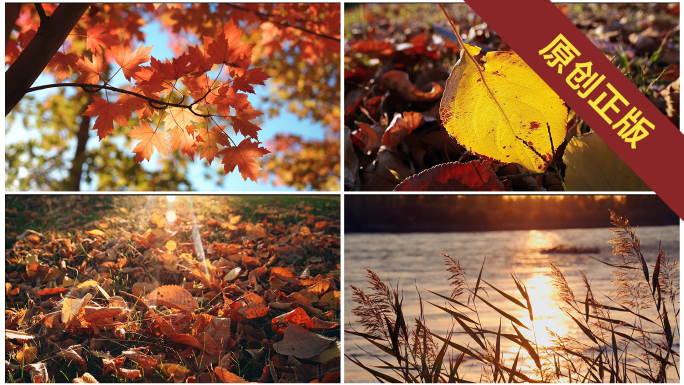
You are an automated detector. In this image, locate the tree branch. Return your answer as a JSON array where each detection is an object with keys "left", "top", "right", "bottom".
[
  {"left": 224, "top": 4, "right": 340, "bottom": 43},
  {"left": 25, "top": 83, "right": 216, "bottom": 118},
  {"left": 34, "top": 3, "right": 49, "bottom": 27},
  {"left": 5, "top": 3, "right": 22, "bottom": 45},
  {"left": 6, "top": 3, "right": 91, "bottom": 115}
]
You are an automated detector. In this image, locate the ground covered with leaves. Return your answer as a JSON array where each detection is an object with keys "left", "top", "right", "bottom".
[
  {"left": 5, "top": 195, "right": 340, "bottom": 383},
  {"left": 344, "top": 3, "right": 679, "bottom": 191}
]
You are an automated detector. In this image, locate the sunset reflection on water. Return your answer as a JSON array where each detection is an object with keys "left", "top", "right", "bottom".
[{"left": 344, "top": 226, "right": 680, "bottom": 382}]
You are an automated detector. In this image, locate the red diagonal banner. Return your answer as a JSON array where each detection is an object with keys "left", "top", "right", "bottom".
[{"left": 462, "top": 0, "right": 684, "bottom": 218}]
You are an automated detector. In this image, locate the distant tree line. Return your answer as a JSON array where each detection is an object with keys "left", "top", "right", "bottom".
[{"left": 345, "top": 195, "right": 679, "bottom": 233}]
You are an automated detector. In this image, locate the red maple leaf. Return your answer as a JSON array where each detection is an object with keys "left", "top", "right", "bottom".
[
  {"left": 111, "top": 43, "right": 153, "bottom": 80},
  {"left": 187, "top": 44, "right": 214, "bottom": 73},
  {"left": 133, "top": 66, "right": 165, "bottom": 97},
  {"left": 207, "top": 20, "right": 243, "bottom": 66},
  {"left": 83, "top": 97, "right": 132, "bottom": 140},
  {"left": 47, "top": 51, "right": 79, "bottom": 83},
  {"left": 231, "top": 67, "right": 270, "bottom": 94},
  {"left": 215, "top": 85, "right": 250, "bottom": 116},
  {"left": 183, "top": 73, "right": 213, "bottom": 103},
  {"left": 197, "top": 126, "right": 230, "bottom": 164},
  {"left": 128, "top": 122, "right": 171, "bottom": 162},
  {"left": 218, "top": 139, "right": 270, "bottom": 181},
  {"left": 228, "top": 105, "right": 263, "bottom": 139},
  {"left": 86, "top": 23, "right": 119, "bottom": 54},
  {"left": 74, "top": 54, "right": 106, "bottom": 85},
  {"left": 169, "top": 126, "right": 198, "bottom": 158}
]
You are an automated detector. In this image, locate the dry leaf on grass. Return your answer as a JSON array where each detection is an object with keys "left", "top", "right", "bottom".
[
  {"left": 273, "top": 324, "right": 335, "bottom": 359},
  {"left": 146, "top": 285, "right": 199, "bottom": 311},
  {"left": 214, "top": 367, "right": 249, "bottom": 383}
]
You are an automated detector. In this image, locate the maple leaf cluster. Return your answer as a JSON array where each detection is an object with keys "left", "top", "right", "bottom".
[{"left": 9, "top": 6, "right": 272, "bottom": 182}]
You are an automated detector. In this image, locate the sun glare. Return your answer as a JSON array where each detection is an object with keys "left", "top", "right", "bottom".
[
  {"left": 166, "top": 196, "right": 176, "bottom": 203},
  {"left": 520, "top": 274, "right": 569, "bottom": 348},
  {"left": 166, "top": 210, "right": 177, "bottom": 223}
]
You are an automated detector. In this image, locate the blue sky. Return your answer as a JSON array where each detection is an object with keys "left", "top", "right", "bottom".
[{"left": 6, "top": 20, "right": 327, "bottom": 191}]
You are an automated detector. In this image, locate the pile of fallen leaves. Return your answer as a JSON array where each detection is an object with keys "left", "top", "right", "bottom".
[
  {"left": 344, "top": 3, "right": 679, "bottom": 191},
  {"left": 5, "top": 195, "right": 340, "bottom": 383}
]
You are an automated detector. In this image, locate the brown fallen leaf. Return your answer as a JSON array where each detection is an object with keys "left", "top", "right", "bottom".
[
  {"left": 381, "top": 70, "right": 444, "bottom": 102},
  {"left": 146, "top": 285, "right": 199, "bottom": 311},
  {"left": 56, "top": 344, "right": 87, "bottom": 368},
  {"left": 214, "top": 367, "right": 249, "bottom": 383},
  {"left": 160, "top": 363, "right": 190, "bottom": 383},
  {"left": 239, "top": 292, "right": 269, "bottom": 319},
  {"left": 382, "top": 111, "right": 425, "bottom": 147},
  {"left": 311, "top": 317, "right": 339, "bottom": 331},
  {"left": 35, "top": 287, "right": 68, "bottom": 296},
  {"left": 273, "top": 323, "right": 335, "bottom": 359},
  {"left": 271, "top": 307, "right": 314, "bottom": 335},
  {"left": 122, "top": 349, "right": 159, "bottom": 371},
  {"left": 25, "top": 362, "right": 48, "bottom": 382},
  {"left": 117, "top": 367, "right": 141, "bottom": 380}
]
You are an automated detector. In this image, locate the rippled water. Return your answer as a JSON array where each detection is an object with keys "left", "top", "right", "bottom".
[{"left": 344, "top": 226, "right": 679, "bottom": 382}]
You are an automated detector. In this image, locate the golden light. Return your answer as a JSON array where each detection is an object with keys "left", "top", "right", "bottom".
[
  {"left": 166, "top": 210, "right": 177, "bottom": 223},
  {"left": 519, "top": 274, "right": 569, "bottom": 348}
]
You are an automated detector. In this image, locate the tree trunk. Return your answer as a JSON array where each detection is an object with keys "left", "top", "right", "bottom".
[
  {"left": 5, "top": 3, "right": 22, "bottom": 45},
  {"left": 65, "top": 93, "right": 94, "bottom": 191},
  {"left": 5, "top": 3, "right": 90, "bottom": 115}
]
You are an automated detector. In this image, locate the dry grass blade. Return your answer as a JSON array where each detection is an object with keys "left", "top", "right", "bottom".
[
  {"left": 346, "top": 355, "right": 403, "bottom": 383},
  {"left": 346, "top": 330, "right": 405, "bottom": 361},
  {"left": 653, "top": 245, "right": 663, "bottom": 295},
  {"left": 611, "top": 329, "right": 621, "bottom": 383},
  {"left": 449, "top": 352, "right": 466, "bottom": 382},
  {"left": 508, "top": 347, "right": 521, "bottom": 383},
  {"left": 585, "top": 290, "right": 590, "bottom": 323},
  {"left": 428, "top": 301, "right": 478, "bottom": 324},
  {"left": 482, "top": 279, "right": 527, "bottom": 309},
  {"left": 428, "top": 290, "right": 474, "bottom": 311},
  {"left": 567, "top": 313, "right": 598, "bottom": 343},
  {"left": 494, "top": 319, "right": 502, "bottom": 383},
  {"left": 475, "top": 294, "right": 529, "bottom": 330},
  {"left": 511, "top": 324, "right": 541, "bottom": 370},
  {"left": 430, "top": 332, "right": 484, "bottom": 362},
  {"left": 451, "top": 308, "right": 486, "bottom": 351},
  {"left": 474, "top": 256, "right": 486, "bottom": 299},
  {"left": 432, "top": 331, "right": 451, "bottom": 383},
  {"left": 585, "top": 255, "right": 638, "bottom": 269},
  {"left": 579, "top": 300, "right": 658, "bottom": 326}
]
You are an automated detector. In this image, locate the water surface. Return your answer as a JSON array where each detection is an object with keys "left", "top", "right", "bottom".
[{"left": 345, "top": 226, "right": 679, "bottom": 382}]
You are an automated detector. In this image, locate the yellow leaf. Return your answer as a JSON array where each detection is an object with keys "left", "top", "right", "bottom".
[
  {"left": 16, "top": 344, "right": 38, "bottom": 365},
  {"left": 61, "top": 294, "right": 92, "bottom": 323},
  {"left": 229, "top": 215, "right": 242, "bottom": 224},
  {"left": 563, "top": 132, "right": 651, "bottom": 191},
  {"left": 440, "top": 44, "right": 567, "bottom": 172},
  {"left": 151, "top": 212, "right": 166, "bottom": 228},
  {"left": 318, "top": 291, "right": 340, "bottom": 309},
  {"left": 163, "top": 106, "right": 201, "bottom": 131},
  {"left": 86, "top": 229, "right": 105, "bottom": 237},
  {"left": 166, "top": 240, "right": 177, "bottom": 252}
]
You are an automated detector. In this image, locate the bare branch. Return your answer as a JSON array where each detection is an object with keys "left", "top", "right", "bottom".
[
  {"left": 25, "top": 83, "right": 217, "bottom": 118},
  {"left": 35, "top": 3, "right": 49, "bottom": 27},
  {"left": 224, "top": 4, "right": 340, "bottom": 43}
]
